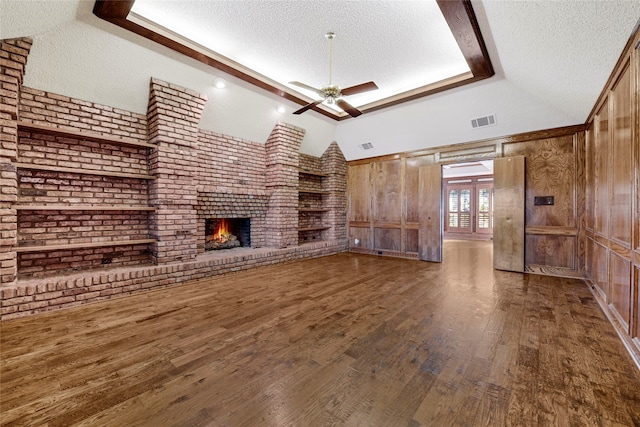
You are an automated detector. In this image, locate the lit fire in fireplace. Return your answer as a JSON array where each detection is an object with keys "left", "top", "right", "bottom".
[
  {"left": 206, "top": 218, "right": 241, "bottom": 250},
  {"left": 212, "top": 218, "right": 231, "bottom": 243}
]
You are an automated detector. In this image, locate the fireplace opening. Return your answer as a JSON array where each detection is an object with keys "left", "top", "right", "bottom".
[{"left": 205, "top": 218, "right": 251, "bottom": 251}]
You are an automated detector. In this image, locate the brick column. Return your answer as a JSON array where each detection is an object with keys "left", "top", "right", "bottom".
[
  {"left": 265, "top": 122, "right": 304, "bottom": 248},
  {"left": 0, "top": 37, "right": 32, "bottom": 285},
  {"left": 321, "top": 141, "right": 347, "bottom": 243},
  {"left": 147, "top": 79, "right": 207, "bottom": 264}
]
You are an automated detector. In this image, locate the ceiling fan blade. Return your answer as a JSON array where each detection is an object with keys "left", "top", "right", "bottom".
[
  {"left": 340, "top": 81, "right": 378, "bottom": 97},
  {"left": 289, "top": 81, "right": 324, "bottom": 97},
  {"left": 336, "top": 99, "right": 362, "bottom": 117},
  {"left": 293, "top": 99, "right": 323, "bottom": 115}
]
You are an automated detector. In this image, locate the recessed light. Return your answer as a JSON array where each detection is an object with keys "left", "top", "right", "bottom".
[
  {"left": 276, "top": 105, "right": 286, "bottom": 114},
  {"left": 213, "top": 78, "right": 226, "bottom": 89}
]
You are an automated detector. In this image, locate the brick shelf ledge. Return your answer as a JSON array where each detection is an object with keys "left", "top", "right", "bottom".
[
  {"left": 14, "top": 239, "right": 157, "bottom": 253},
  {"left": 13, "top": 163, "right": 155, "bottom": 180},
  {"left": 17, "top": 121, "right": 155, "bottom": 148},
  {"left": 13, "top": 205, "right": 156, "bottom": 211},
  {"left": 298, "top": 170, "right": 328, "bottom": 177}
]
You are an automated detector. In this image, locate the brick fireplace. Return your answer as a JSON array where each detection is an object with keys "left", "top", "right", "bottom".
[{"left": 0, "top": 37, "right": 348, "bottom": 319}]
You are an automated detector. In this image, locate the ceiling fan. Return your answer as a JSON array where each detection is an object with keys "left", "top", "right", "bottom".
[{"left": 290, "top": 32, "right": 378, "bottom": 117}]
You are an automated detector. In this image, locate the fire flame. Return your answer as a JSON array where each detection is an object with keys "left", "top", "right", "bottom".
[{"left": 212, "top": 219, "right": 231, "bottom": 243}]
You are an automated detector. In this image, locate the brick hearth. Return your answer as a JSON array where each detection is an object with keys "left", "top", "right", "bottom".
[{"left": 0, "top": 37, "right": 348, "bottom": 319}]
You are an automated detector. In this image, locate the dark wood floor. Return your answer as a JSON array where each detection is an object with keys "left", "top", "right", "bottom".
[{"left": 2, "top": 241, "right": 640, "bottom": 426}]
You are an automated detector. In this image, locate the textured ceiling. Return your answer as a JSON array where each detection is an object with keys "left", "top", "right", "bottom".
[
  {"left": 1, "top": 0, "right": 639, "bottom": 160},
  {"left": 130, "top": 0, "right": 471, "bottom": 112}
]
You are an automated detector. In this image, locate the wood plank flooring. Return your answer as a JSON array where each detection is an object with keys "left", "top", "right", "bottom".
[{"left": 2, "top": 240, "right": 640, "bottom": 426}]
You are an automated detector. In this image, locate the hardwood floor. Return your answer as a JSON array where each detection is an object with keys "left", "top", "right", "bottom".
[{"left": 2, "top": 241, "right": 640, "bottom": 426}]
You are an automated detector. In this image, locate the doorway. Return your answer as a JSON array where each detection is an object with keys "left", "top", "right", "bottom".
[{"left": 443, "top": 161, "right": 494, "bottom": 241}]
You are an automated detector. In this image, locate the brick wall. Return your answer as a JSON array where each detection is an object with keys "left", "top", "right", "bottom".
[
  {"left": 0, "top": 37, "right": 349, "bottom": 318},
  {"left": 1, "top": 37, "right": 32, "bottom": 285},
  {"left": 18, "top": 243, "right": 151, "bottom": 278},
  {"left": 147, "top": 78, "right": 206, "bottom": 264},
  {"left": 17, "top": 170, "right": 149, "bottom": 205},
  {"left": 17, "top": 130, "right": 148, "bottom": 175},
  {"left": 195, "top": 130, "right": 266, "bottom": 193},
  {"left": 322, "top": 142, "right": 348, "bottom": 242},
  {"left": 265, "top": 123, "right": 303, "bottom": 248},
  {"left": 19, "top": 87, "right": 147, "bottom": 142}
]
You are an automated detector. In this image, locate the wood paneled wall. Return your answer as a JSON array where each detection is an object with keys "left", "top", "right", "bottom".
[
  {"left": 347, "top": 125, "right": 584, "bottom": 275},
  {"left": 584, "top": 26, "right": 639, "bottom": 366}
]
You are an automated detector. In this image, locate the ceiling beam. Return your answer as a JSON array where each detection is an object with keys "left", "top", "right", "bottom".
[{"left": 93, "top": 0, "right": 494, "bottom": 121}]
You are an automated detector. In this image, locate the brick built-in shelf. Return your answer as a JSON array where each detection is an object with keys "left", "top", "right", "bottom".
[
  {"left": 13, "top": 163, "right": 155, "bottom": 180},
  {"left": 298, "top": 166, "right": 329, "bottom": 243},
  {"left": 14, "top": 239, "right": 158, "bottom": 253},
  {"left": 299, "top": 170, "right": 329, "bottom": 177},
  {"left": 17, "top": 121, "right": 156, "bottom": 149},
  {"left": 13, "top": 205, "right": 156, "bottom": 211},
  {"left": 298, "top": 226, "right": 331, "bottom": 232},
  {"left": 299, "top": 189, "right": 330, "bottom": 195},
  {"left": 13, "top": 118, "right": 156, "bottom": 278}
]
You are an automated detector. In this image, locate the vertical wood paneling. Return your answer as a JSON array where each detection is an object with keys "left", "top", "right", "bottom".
[
  {"left": 610, "top": 251, "right": 632, "bottom": 328},
  {"left": 349, "top": 226, "right": 372, "bottom": 250},
  {"left": 405, "top": 156, "right": 432, "bottom": 224},
  {"left": 594, "top": 241, "right": 609, "bottom": 298},
  {"left": 586, "top": 236, "right": 594, "bottom": 281},
  {"left": 406, "top": 228, "right": 419, "bottom": 253},
  {"left": 594, "top": 101, "right": 610, "bottom": 237},
  {"left": 418, "top": 164, "right": 442, "bottom": 262},
  {"left": 374, "top": 160, "right": 402, "bottom": 223},
  {"left": 575, "top": 132, "right": 586, "bottom": 273},
  {"left": 610, "top": 62, "right": 632, "bottom": 246},
  {"left": 525, "top": 235, "right": 575, "bottom": 269},
  {"left": 375, "top": 228, "right": 401, "bottom": 251},
  {"left": 493, "top": 156, "right": 525, "bottom": 272},
  {"left": 348, "top": 164, "right": 371, "bottom": 222},
  {"left": 585, "top": 123, "right": 596, "bottom": 232},
  {"left": 503, "top": 137, "right": 575, "bottom": 228},
  {"left": 635, "top": 266, "right": 640, "bottom": 340}
]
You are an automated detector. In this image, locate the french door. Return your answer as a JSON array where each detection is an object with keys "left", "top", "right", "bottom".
[{"left": 445, "top": 176, "right": 493, "bottom": 239}]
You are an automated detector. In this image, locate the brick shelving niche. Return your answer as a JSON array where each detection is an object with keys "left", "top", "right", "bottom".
[{"left": 0, "top": 36, "right": 348, "bottom": 319}]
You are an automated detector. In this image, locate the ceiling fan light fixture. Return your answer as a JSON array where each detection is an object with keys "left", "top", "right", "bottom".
[{"left": 290, "top": 32, "right": 378, "bottom": 117}]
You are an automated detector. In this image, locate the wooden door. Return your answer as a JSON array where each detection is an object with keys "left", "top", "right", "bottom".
[
  {"left": 493, "top": 156, "right": 525, "bottom": 272},
  {"left": 419, "top": 164, "right": 442, "bottom": 262}
]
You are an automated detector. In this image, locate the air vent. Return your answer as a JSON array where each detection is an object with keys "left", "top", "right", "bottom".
[
  {"left": 471, "top": 114, "right": 496, "bottom": 129},
  {"left": 360, "top": 142, "right": 374, "bottom": 150}
]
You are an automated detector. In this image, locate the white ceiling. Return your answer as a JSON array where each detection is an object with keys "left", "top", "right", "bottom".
[
  {"left": 129, "top": 0, "right": 471, "bottom": 112},
  {"left": 1, "top": 0, "right": 639, "bottom": 160}
]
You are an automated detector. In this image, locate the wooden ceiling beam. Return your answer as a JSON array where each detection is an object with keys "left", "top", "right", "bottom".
[{"left": 93, "top": 0, "right": 494, "bottom": 121}]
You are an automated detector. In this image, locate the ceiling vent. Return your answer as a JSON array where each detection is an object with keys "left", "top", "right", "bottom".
[
  {"left": 360, "top": 142, "right": 374, "bottom": 150},
  {"left": 471, "top": 114, "right": 496, "bottom": 129}
]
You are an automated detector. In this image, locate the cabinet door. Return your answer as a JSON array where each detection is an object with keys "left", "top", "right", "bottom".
[
  {"left": 419, "top": 164, "right": 442, "bottom": 262},
  {"left": 493, "top": 156, "right": 525, "bottom": 272}
]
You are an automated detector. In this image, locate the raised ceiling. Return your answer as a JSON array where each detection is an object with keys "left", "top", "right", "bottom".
[
  {"left": 1, "top": 0, "right": 639, "bottom": 160},
  {"left": 93, "top": 0, "right": 493, "bottom": 120}
]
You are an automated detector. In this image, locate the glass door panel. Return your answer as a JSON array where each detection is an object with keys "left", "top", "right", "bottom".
[
  {"left": 477, "top": 184, "right": 493, "bottom": 235},
  {"left": 446, "top": 185, "right": 472, "bottom": 233}
]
